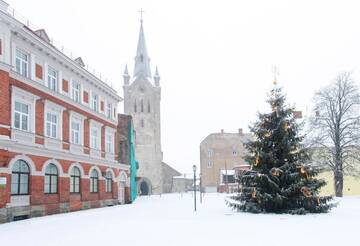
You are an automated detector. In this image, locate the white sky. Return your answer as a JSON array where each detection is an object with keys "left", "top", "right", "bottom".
[{"left": 6, "top": 0, "right": 360, "bottom": 174}]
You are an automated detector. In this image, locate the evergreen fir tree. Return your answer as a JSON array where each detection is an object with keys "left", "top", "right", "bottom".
[{"left": 228, "top": 85, "right": 334, "bottom": 214}]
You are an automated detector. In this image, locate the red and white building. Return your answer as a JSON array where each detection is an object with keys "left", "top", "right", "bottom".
[{"left": 0, "top": 1, "right": 130, "bottom": 223}]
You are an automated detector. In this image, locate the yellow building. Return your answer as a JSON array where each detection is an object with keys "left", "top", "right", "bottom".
[{"left": 319, "top": 171, "right": 360, "bottom": 196}]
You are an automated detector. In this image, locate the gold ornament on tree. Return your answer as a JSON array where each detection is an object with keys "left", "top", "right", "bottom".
[
  {"left": 300, "top": 186, "right": 312, "bottom": 198},
  {"left": 270, "top": 167, "right": 282, "bottom": 177},
  {"left": 251, "top": 187, "right": 257, "bottom": 199},
  {"left": 296, "top": 164, "right": 310, "bottom": 180}
]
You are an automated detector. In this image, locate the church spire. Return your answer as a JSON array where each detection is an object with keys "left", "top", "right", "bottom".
[{"left": 134, "top": 11, "right": 151, "bottom": 79}]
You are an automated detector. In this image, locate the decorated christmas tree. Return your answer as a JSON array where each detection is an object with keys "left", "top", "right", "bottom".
[{"left": 227, "top": 84, "right": 334, "bottom": 214}]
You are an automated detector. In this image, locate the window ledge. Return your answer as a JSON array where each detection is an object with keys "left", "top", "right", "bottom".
[
  {"left": 11, "top": 129, "right": 35, "bottom": 144},
  {"left": 9, "top": 195, "right": 30, "bottom": 207}
]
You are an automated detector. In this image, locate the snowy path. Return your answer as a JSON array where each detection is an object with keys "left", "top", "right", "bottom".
[{"left": 0, "top": 193, "right": 359, "bottom": 246}]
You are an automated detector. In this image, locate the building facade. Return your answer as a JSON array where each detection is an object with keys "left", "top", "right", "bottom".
[
  {"left": 123, "top": 18, "right": 163, "bottom": 195},
  {"left": 118, "top": 114, "right": 138, "bottom": 201},
  {"left": 200, "top": 129, "right": 251, "bottom": 193},
  {"left": 0, "top": 1, "right": 130, "bottom": 223}
]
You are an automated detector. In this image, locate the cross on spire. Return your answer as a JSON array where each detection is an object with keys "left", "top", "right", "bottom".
[
  {"left": 138, "top": 8, "right": 145, "bottom": 23},
  {"left": 272, "top": 66, "right": 280, "bottom": 85}
]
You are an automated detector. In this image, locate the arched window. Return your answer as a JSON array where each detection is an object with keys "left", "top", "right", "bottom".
[
  {"left": 70, "top": 166, "right": 81, "bottom": 193},
  {"left": 105, "top": 171, "right": 113, "bottom": 193},
  {"left": 134, "top": 100, "right": 137, "bottom": 113},
  {"left": 11, "top": 159, "right": 30, "bottom": 195},
  {"left": 44, "top": 164, "right": 58, "bottom": 194},
  {"left": 90, "top": 169, "right": 99, "bottom": 193},
  {"left": 148, "top": 101, "right": 151, "bottom": 113},
  {"left": 141, "top": 99, "right": 144, "bottom": 113}
]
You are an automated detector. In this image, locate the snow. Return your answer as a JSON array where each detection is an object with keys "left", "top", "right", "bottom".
[{"left": 0, "top": 193, "right": 359, "bottom": 246}]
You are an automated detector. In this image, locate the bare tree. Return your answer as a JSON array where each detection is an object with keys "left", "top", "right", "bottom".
[{"left": 308, "top": 72, "right": 360, "bottom": 197}]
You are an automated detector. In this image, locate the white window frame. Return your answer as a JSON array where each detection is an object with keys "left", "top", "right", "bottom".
[
  {"left": 208, "top": 148, "right": 214, "bottom": 157},
  {"left": 71, "top": 119, "right": 81, "bottom": 145},
  {"left": 47, "top": 66, "right": 58, "bottom": 91},
  {"left": 44, "top": 100, "right": 64, "bottom": 141},
  {"left": 106, "top": 102, "right": 112, "bottom": 119},
  {"left": 13, "top": 101, "right": 30, "bottom": 131},
  {"left": 90, "top": 127, "right": 99, "bottom": 150},
  {"left": 71, "top": 80, "right": 81, "bottom": 103},
  {"left": 105, "top": 129, "right": 115, "bottom": 154},
  {"left": 15, "top": 48, "right": 29, "bottom": 78},
  {"left": 45, "top": 111, "right": 58, "bottom": 139},
  {"left": 11, "top": 87, "right": 37, "bottom": 134},
  {"left": 207, "top": 160, "right": 213, "bottom": 168},
  {"left": 91, "top": 92, "right": 98, "bottom": 112},
  {"left": 69, "top": 111, "right": 85, "bottom": 147}
]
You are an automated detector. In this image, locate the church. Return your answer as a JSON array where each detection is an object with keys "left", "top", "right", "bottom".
[{"left": 123, "top": 15, "right": 181, "bottom": 195}]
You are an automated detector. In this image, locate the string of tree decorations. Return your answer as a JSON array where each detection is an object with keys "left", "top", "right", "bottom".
[{"left": 227, "top": 83, "right": 334, "bottom": 214}]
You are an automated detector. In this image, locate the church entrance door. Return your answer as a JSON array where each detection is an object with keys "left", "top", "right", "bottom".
[{"left": 140, "top": 181, "right": 149, "bottom": 195}]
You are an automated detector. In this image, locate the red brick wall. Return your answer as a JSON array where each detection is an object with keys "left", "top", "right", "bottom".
[
  {"left": 62, "top": 79, "right": 69, "bottom": 93},
  {"left": 63, "top": 110, "right": 69, "bottom": 143},
  {"left": 84, "top": 119, "right": 89, "bottom": 153},
  {"left": 101, "top": 126, "right": 105, "bottom": 153},
  {"left": 83, "top": 91, "right": 89, "bottom": 103},
  {"left": 0, "top": 70, "right": 10, "bottom": 126},
  {"left": 100, "top": 101, "right": 104, "bottom": 111},
  {"left": 35, "top": 99, "right": 44, "bottom": 135},
  {"left": 0, "top": 173, "right": 10, "bottom": 207},
  {"left": 35, "top": 64, "right": 43, "bottom": 80}
]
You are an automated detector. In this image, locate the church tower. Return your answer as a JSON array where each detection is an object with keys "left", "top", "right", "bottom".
[{"left": 123, "top": 16, "right": 163, "bottom": 195}]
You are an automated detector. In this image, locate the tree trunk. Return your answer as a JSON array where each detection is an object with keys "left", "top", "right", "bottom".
[{"left": 334, "top": 170, "right": 343, "bottom": 197}]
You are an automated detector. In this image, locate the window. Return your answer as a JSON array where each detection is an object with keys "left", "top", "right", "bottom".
[
  {"left": 148, "top": 101, "right": 151, "bottom": 113},
  {"left": 90, "top": 169, "right": 99, "bottom": 193},
  {"left": 13, "top": 101, "right": 29, "bottom": 131},
  {"left": 208, "top": 149, "right": 214, "bottom": 157},
  {"left": 141, "top": 99, "right": 144, "bottom": 112},
  {"left": 106, "top": 103, "right": 112, "bottom": 119},
  {"left": 232, "top": 148, "right": 238, "bottom": 156},
  {"left": 11, "top": 159, "right": 30, "bottom": 195},
  {"left": 70, "top": 167, "right": 81, "bottom": 193},
  {"left": 90, "top": 127, "right": 99, "bottom": 149},
  {"left": 105, "top": 171, "right": 112, "bottom": 193},
  {"left": 141, "top": 119, "right": 145, "bottom": 128},
  {"left": 105, "top": 132, "right": 113, "bottom": 153},
  {"left": 91, "top": 93, "right": 98, "bottom": 112},
  {"left": 71, "top": 120, "right": 81, "bottom": 145},
  {"left": 44, "top": 164, "right": 58, "bottom": 194},
  {"left": 72, "top": 81, "right": 81, "bottom": 103},
  {"left": 47, "top": 67, "right": 58, "bottom": 91},
  {"left": 207, "top": 160, "right": 213, "bottom": 168},
  {"left": 15, "top": 48, "right": 29, "bottom": 77},
  {"left": 46, "top": 112, "right": 58, "bottom": 138}
]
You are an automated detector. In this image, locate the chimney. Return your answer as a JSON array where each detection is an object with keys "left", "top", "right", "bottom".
[
  {"left": 0, "top": 1, "right": 9, "bottom": 13},
  {"left": 221, "top": 129, "right": 224, "bottom": 134},
  {"left": 238, "top": 128, "right": 243, "bottom": 135}
]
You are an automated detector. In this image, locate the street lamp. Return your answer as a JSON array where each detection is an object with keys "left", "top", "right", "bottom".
[
  {"left": 193, "top": 164, "right": 197, "bottom": 212},
  {"left": 199, "top": 173, "right": 202, "bottom": 204}
]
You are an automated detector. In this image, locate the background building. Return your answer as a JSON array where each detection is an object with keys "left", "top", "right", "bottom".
[
  {"left": 118, "top": 114, "right": 138, "bottom": 201},
  {"left": 200, "top": 129, "right": 251, "bottom": 193},
  {"left": 0, "top": 1, "right": 129, "bottom": 223}
]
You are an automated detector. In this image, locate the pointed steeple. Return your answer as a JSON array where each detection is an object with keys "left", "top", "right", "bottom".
[
  {"left": 123, "top": 64, "right": 130, "bottom": 85},
  {"left": 154, "top": 66, "right": 160, "bottom": 86},
  {"left": 134, "top": 18, "right": 152, "bottom": 79}
]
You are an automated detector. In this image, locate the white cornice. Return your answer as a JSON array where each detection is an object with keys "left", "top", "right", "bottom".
[
  {"left": 0, "top": 10, "right": 122, "bottom": 102},
  {"left": 0, "top": 138, "right": 130, "bottom": 170}
]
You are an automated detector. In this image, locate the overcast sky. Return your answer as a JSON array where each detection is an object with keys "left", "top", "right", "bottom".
[{"left": 6, "top": 0, "right": 360, "bottom": 173}]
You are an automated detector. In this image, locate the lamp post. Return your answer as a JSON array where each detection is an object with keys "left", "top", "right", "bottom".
[
  {"left": 193, "top": 164, "right": 197, "bottom": 212},
  {"left": 199, "top": 173, "right": 202, "bottom": 204}
]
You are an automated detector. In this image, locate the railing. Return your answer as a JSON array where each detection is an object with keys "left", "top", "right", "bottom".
[{"left": 4, "top": 5, "right": 113, "bottom": 89}]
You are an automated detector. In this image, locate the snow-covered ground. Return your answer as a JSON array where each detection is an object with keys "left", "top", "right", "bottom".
[{"left": 0, "top": 193, "right": 359, "bottom": 246}]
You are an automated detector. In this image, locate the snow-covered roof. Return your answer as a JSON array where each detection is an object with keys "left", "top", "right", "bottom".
[{"left": 220, "top": 170, "right": 235, "bottom": 175}]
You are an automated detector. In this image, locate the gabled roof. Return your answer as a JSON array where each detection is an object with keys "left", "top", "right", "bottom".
[
  {"left": 74, "top": 57, "right": 85, "bottom": 67},
  {"left": 34, "top": 29, "right": 50, "bottom": 43}
]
